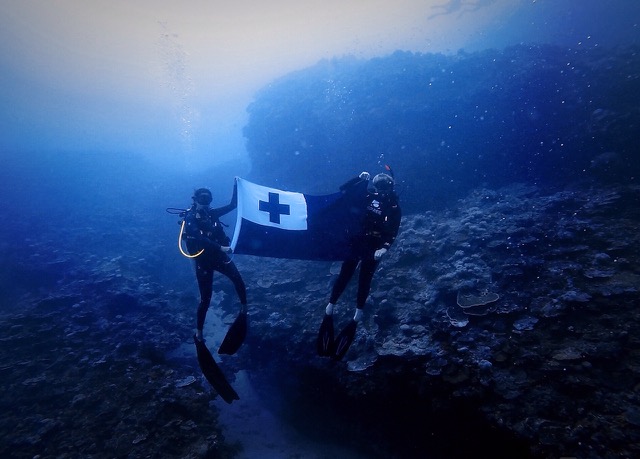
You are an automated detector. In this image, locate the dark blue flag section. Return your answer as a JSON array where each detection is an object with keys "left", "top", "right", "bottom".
[{"left": 230, "top": 178, "right": 361, "bottom": 261}]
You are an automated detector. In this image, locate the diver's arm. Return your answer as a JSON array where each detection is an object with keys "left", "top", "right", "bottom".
[
  {"left": 212, "top": 182, "right": 238, "bottom": 217},
  {"left": 339, "top": 172, "right": 370, "bottom": 193},
  {"left": 382, "top": 202, "right": 402, "bottom": 249}
]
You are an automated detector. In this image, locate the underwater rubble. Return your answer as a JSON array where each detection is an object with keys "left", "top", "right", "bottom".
[
  {"left": 237, "top": 182, "right": 640, "bottom": 458},
  {"left": 1, "top": 181, "right": 638, "bottom": 458},
  {"left": 0, "top": 235, "right": 240, "bottom": 458}
]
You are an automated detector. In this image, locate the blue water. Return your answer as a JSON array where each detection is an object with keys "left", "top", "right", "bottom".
[{"left": 1, "top": 2, "right": 639, "bottom": 458}]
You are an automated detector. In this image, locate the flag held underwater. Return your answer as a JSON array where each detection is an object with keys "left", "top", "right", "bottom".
[{"left": 230, "top": 177, "right": 357, "bottom": 261}]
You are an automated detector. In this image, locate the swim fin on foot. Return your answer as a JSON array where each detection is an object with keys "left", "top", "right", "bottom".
[
  {"left": 317, "top": 314, "right": 334, "bottom": 356},
  {"left": 218, "top": 311, "right": 247, "bottom": 355},
  {"left": 194, "top": 335, "right": 239, "bottom": 404},
  {"left": 332, "top": 320, "right": 357, "bottom": 361}
]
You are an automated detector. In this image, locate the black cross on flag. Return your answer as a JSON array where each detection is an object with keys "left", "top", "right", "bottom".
[{"left": 259, "top": 192, "right": 290, "bottom": 224}]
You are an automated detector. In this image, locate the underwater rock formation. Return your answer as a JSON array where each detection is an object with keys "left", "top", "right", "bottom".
[
  {"left": 244, "top": 45, "right": 640, "bottom": 213},
  {"left": 236, "top": 182, "right": 640, "bottom": 458},
  {"left": 2, "top": 171, "right": 639, "bottom": 458}
]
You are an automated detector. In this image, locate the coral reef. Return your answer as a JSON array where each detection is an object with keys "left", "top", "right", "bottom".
[
  {"left": 2, "top": 173, "right": 639, "bottom": 458},
  {"left": 236, "top": 182, "right": 640, "bottom": 458}
]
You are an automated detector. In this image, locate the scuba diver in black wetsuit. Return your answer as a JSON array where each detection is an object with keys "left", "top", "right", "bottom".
[
  {"left": 317, "top": 170, "right": 401, "bottom": 361},
  {"left": 183, "top": 186, "right": 248, "bottom": 355}
]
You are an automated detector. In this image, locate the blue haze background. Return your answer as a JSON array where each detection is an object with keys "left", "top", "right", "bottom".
[
  {"left": 1, "top": 0, "right": 638, "bottom": 171},
  {"left": 1, "top": 1, "right": 640, "bottom": 458},
  {"left": 1, "top": 0, "right": 638, "bottom": 228}
]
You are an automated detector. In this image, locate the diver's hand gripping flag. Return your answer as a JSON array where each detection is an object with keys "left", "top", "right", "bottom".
[{"left": 230, "top": 178, "right": 357, "bottom": 261}]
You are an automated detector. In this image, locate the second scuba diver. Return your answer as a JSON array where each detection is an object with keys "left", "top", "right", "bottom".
[{"left": 317, "top": 170, "right": 401, "bottom": 360}]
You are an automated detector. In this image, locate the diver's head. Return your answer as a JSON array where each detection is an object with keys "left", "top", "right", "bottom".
[
  {"left": 372, "top": 173, "right": 394, "bottom": 195},
  {"left": 193, "top": 188, "right": 213, "bottom": 207}
]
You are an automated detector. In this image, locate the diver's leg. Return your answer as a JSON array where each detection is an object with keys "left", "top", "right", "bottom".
[
  {"left": 318, "top": 260, "right": 357, "bottom": 357},
  {"left": 318, "top": 259, "right": 357, "bottom": 356},
  {"left": 355, "top": 258, "right": 379, "bottom": 317},
  {"left": 216, "top": 259, "right": 249, "bottom": 355},
  {"left": 331, "top": 258, "right": 377, "bottom": 360},
  {"left": 216, "top": 259, "right": 247, "bottom": 311},
  {"left": 329, "top": 259, "right": 359, "bottom": 308},
  {"left": 195, "top": 260, "right": 214, "bottom": 340}
]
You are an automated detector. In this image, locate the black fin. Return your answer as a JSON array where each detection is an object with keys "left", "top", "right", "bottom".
[
  {"left": 194, "top": 336, "right": 239, "bottom": 403},
  {"left": 218, "top": 312, "right": 247, "bottom": 355},
  {"left": 332, "top": 320, "right": 357, "bottom": 361},
  {"left": 317, "top": 314, "right": 335, "bottom": 356}
]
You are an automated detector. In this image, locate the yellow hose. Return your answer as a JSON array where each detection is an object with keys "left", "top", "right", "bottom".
[{"left": 178, "top": 220, "right": 204, "bottom": 258}]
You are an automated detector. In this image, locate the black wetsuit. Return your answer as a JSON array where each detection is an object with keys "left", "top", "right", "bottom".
[
  {"left": 329, "top": 177, "right": 401, "bottom": 309},
  {"left": 183, "top": 202, "right": 247, "bottom": 331}
]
